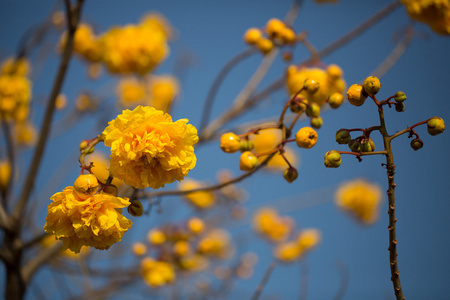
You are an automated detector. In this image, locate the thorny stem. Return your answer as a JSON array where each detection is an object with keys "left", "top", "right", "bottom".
[{"left": 251, "top": 261, "right": 277, "bottom": 300}]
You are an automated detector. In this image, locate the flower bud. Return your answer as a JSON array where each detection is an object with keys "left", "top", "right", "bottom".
[
  {"left": 0, "top": 161, "right": 11, "bottom": 193},
  {"left": 427, "top": 117, "right": 445, "bottom": 136},
  {"left": 295, "top": 127, "right": 318, "bottom": 149},
  {"left": 127, "top": 199, "right": 144, "bottom": 217},
  {"left": 395, "top": 102, "right": 405, "bottom": 112},
  {"left": 256, "top": 38, "right": 273, "bottom": 54},
  {"left": 335, "top": 129, "right": 351, "bottom": 145},
  {"left": 239, "top": 140, "right": 254, "bottom": 152},
  {"left": 239, "top": 151, "right": 259, "bottom": 171},
  {"left": 326, "top": 64, "right": 343, "bottom": 80},
  {"left": 102, "top": 184, "right": 118, "bottom": 196},
  {"left": 220, "top": 132, "right": 241, "bottom": 153},
  {"left": 348, "top": 139, "right": 361, "bottom": 152},
  {"left": 306, "top": 103, "right": 320, "bottom": 118},
  {"left": 394, "top": 91, "right": 407, "bottom": 102},
  {"left": 266, "top": 18, "right": 285, "bottom": 38},
  {"left": 73, "top": 174, "right": 99, "bottom": 199},
  {"left": 410, "top": 138, "right": 423, "bottom": 151},
  {"left": 310, "top": 116, "right": 323, "bottom": 129},
  {"left": 346, "top": 84, "right": 367, "bottom": 107},
  {"left": 362, "top": 76, "right": 381, "bottom": 95},
  {"left": 361, "top": 138, "right": 375, "bottom": 152},
  {"left": 324, "top": 150, "right": 341, "bottom": 168},
  {"left": 244, "top": 28, "right": 262, "bottom": 45},
  {"left": 303, "top": 78, "right": 320, "bottom": 95},
  {"left": 289, "top": 96, "right": 307, "bottom": 113},
  {"left": 328, "top": 93, "right": 343, "bottom": 109},
  {"left": 283, "top": 167, "right": 298, "bottom": 183},
  {"left": 79, "top": 140, "right": 94, "bottom": 154},
  {"left": 280, "top": 28, "right": 296, "bottom": 44}
]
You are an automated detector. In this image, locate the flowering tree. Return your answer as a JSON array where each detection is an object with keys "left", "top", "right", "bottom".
[{"left": 0, "top": 0, "right": 449, "bottom": 299}]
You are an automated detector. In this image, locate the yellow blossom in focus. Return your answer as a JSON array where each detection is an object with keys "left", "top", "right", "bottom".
[
  {"left": 197, "top": 229, "right": 232, "bottom": 259},
  {"left": 253, "top": 207, "right": 294, "bottom": 243},
  {"left": 147, "top": 75, "right": 179, "bottom": 112},
  {"left": 116, "top": 78, "right": 147, "bottom": 108},
  {"left": 0, "top": 160, "right": 11, "bottom": 192},
  {"left": 132, "top": 242, "right": 147, "bottom": 256},
  {"left": 401, "top": 0, "right": 450, "bottom": 35},
  {"left": 1, "top": 57, "right": 30, "bottom": 76},
  {"left": 286, "top": 65, "right": 346, "bottom": 105},
  {"left": 14, "top": 122, "right": 37, "bottom": 146},
  {"left": 274, "top": 241, "right": 302, "bottom": 262},
  {"left": 100, "top": 23, "right": 168, "bottom": 75},
  {"left": 102, "top": 106, "right": 198, "bottom": 189},
  {"left": 335, "top": 179, "right": 382, "bottom": 224},
  {"left": 141, "top": 258, "right": 175, "bottom": 287},
  {"left": 44, "top": 186, "right": 132, "bottom": 253},
  {"left": 179, "top": 179, "right": 215, "bottom": 209},
  {"left": 86, "top": 151, "right": 124, "bottom": 187}
]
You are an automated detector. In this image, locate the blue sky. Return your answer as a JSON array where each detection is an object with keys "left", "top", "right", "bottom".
[{"left": 1, "top": 0, "right": 450, "bottom": 299}]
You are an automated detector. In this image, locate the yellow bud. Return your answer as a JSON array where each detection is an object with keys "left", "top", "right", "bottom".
[
  {"left": 266, "top": 18, "right": 285, "bottom": 38},
  {"left": 0, "top": 161, "right": 11, "bottom": 192},
  {"left": 303, "top": 78, "right": 320, "bottom": 95},
  {"left": 147, "top": 229, "right": 166, "bottom": 245},
  {"left": 244, "top": 28, "right": 262, "bottom": 45},
  {"left": 362, "top": 76, "right": 381, "bottom": 95},
  {"left": 297, "top": 229, "right": 321, "bottom": 250},
  {"left": 324, "top": 150, "right": 341, "bottom": 168},
  {"left": 295, "top": 127, "right": 318, "bottom": 149},
  {"left": 73, "top": 174, "right": 99, "bottom": 199},
  {"left": 187, "top": 217, "right": 205, "bottom": 234},
  {"left": 239, "top": 151, "right": 259, "bottom": 171},
  {"left": 132, "top": 242, "right": 147, "bottom": 256},
  {"left": 328, "top": 93, "right": 343, "bottom": 109},
  {"left": 326, "top": 64, "right": 343, "bottom": 80},
  {"left": 427, "top": 117, "right": 445, "bottom": 136},
  {"left": 220, "top": 132, "right": 241, "bottom": 153},
  {"left": 280, "top": 28, "right": 296, "bottom": 44},
  {"left": 346, "top": 84, "right": 367, "bottom": 107},
  {"left": 256, "top": 38, "right": 273, "bottom": 54},
  {"left": 174, "top": 241, "right": 191, "bottom": 256},
  {"left": 283, "top": 167, "right": 298, "bottom": 183}
]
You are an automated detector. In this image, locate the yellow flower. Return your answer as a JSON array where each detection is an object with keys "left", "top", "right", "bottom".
[
  {"left": 116, "top": 77, "right": 147, "bottom": 108},
  {"left": 55, "top": 94, "right": 67, "bottom": 110},
  {"left": 44, "top": 186, "right": 132, "bottom": 253},
  {"left": 178, "top": 254, "right": 209, "bottom": 272},
  {"left": 266, "top": 146, "right": 299, "bottom": 171},
  {"left": 140, "top": 13, "right": 173, "bottom": 40},
  {"left": 41, "top": 235, "right": 90, "bottom": 259},
  {"left": 61, "top": 23, "right": 102, "bottom": 62},
  {"left": 179, "top": 178, "right": 215, "bottom": 209},
  {"left": 147, "top": 75, "right": 179, "bottom": 112},
  {"left": 102, "top": 106, "right": 198, "bottom": 189},
  {"left": 0, "top": 160, "right": 11, "bottom": 192},
  {"left": 295, "top": 127, "right": 318, "bottom": 149},
  {"left": 297, "top": 228, "right": 321, "bottom": 251},
  {"left": 286, "top": 65, "right": 346, "bottom": 105},
  {"left": 197, "top": 229, "right": 232, "bottom": 259},
  {"left": 100, "top": 23, "right": 168, "bottom": 75},
  {"left": 1, "top": 57, "right": 30, "bottom": 76},
  {"left": 274, "top": 241, "right": 302, "bottom": 262},
  {"left": 14, "top": 121, "right": 37, "bottom": 146},
  {"left": 401, "top": 0, "right": 450, "bottom": 35},
  {"left": 147, "top": 228, "right": 166, "bottom": 245},
  {"left": 0, "top": 74, "right": 32, "bottom": 121},
  {"left": 335, "top": 179, "right": 382, "bottom": 224},
  {"left": 132, "top": 242, "right": 147, "bottom": 256},
  {"left": 253, "top": 207, "right": 294, "bottom": 243},
  {"left": 141, "top": 258, "right": 175, "bottom": 287},
  {"left": 187, "top": 217, "right": 205, "bottom": 234}
]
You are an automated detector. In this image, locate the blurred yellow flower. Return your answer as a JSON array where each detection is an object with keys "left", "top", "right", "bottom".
[
  {"left": 178, "top": 254, "right": 209, "bottom": 272},
  {"left": 147, "top": 228, "right": 166, "bottom": 245},
  {"left": 187, "top": 217, "right": 205, "bottom": 234},
  {"left": 14, "top": 121, "right": 37, "bottom": 146},
  {"left": 286, "top": 65, "right": 345, "bottom": 105},
  {"left": 55, "top": 94, "right": 67, "bottom": 110},
  {"left": 102, "top": 106, "right": 198, "bottom": 189},
  {"left": 140, "top": 13, "right": 174, "bottom": 40},
  {"left": 41, "top": 234, "right": 90, "bottom": 259},
  {"left": 0, "top": 160, "right": 11, "bottom": 192},
  {"left": 197, "top": 229, "right": 232, "bottom": 259},
  {"left": 253, "top": 207, "right": 294, "bottom": 243},
  {"left": 274, "top": 241, "right": 302, "bottom": 262},
  {"left": 44, "top": 186, "right": 132, "bottom": 253},
  {"left": 141, "top": 258, "right": 175, "bottom": 287},
  {"left": 147, "top": 75, "right": 179, "bottom": 112},
  {"left": 401, "top": 0, "right": 450, "bottom": 35},
  {"left": 179, "top": 178, "right": 215, "bottom": 209},
  {"left": 132, "top": 242, "right": 147, "bottom": 256},
  {"left": 61, "top": 23, "right": 102, "bottom": 62},
  {"left": 335, "top": 179, "right": 382, "bottom": 224},
  {"left": 1, "top": 57, "right": 30, "bottom": 76},
  {"left": 297, "top": 228, "right": 321, "bottom": 250},
  {"left": 116, "top": 77, "right": 147, "bottom": 108},
  {"left": 86, "top": 151, "right": 124, "bottom": 187},
  {"left": 0, "top": 74, "right": 32, "bottom": 121}
]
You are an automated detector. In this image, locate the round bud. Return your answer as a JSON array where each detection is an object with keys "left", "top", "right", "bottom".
[
  {"left": 410, "top": 138, "right": 423, "bottom": 151},
  {"left": 335, "top": 129, "right": 351, "bottom": 145},
  {"left": 328, "top": 93, "right": 344, "bottom": 109},
  {"left": 266, "top": 18, "right": 285, "bottom": 38},
  {"left": 427, "top": 116, "right": 445, "bottom": 136},
  {"left": 346, "top": 84, "right": 367, "bottom": 107},
  {"left": 324, "top": 150, "right": 341, "bottom": 168},
  {"left": 220, "top": 132, "right": 241, "bottom": 153},
  {"left": 73, "top": 174, "right": 99, "bottom": 199},
  {"left": 187, "top": 217, "right": 205, "bottom": 234},
  {"left": 280, "top": 28, "right": 296, "bottom": 44},
  {"left": 362, "top": 76, "right": 381, "bottom": 95},
  {"left": 239, "top": 140, "right": 254, "bottom": 152},
  {"left": 306, "top": 103, "right": 320, "bottom": 118},
  {"left": 326, "top": 64, "right": 343, "bottom": 80},
  {"left": 256, "top": 38, "right": 274, "bottom": 54},
  {"left": 395, "top": 102, "right": 405, "bottom": 112},
  {"left": 310, "top": 116, "right": 323, "bottom": 129},
  {"left": 79, "top": 140, "right": 88, "bottom": 151},
  {"left": 289, "top": 96, "right": 307, "bottom": 113},
  {"left": 394, "top": 91, "right": 407, "bottom": 102},
  {"left": 102, "top": 184, "right": 118, "bottom": 196},
  {"left": 239, "top": 151, "right": 259, "bottom": 171},
  {"left": 244, "top": 28, "right": 262, "bottom": 45},
  {"left": 361, "top": 138, "right": 375, "bottom": 152},
  {"left": 348, "top": 139, "right": 361, "bottom": 152},
  {"left": 127, "top": 199, "right": 144, "bottom": 217},
  {"left": 283, "top": 167, "right": 298, "bottom": 183},
  {"left": 303, "top": 78, "right": 320, "bottom": 95},
  {"left": 295, "top": 127, "right": 318, "bottom": 149}
]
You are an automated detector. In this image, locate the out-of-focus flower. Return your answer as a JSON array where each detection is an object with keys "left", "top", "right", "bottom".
[
  {"left": 274, "top": 241, "right": 302, "bottom": 262},
  {"left": 253, "top": 207, "right": 294, "bottom": 243},
  {"left": 140, "top": 13, "right": 174, "bottom": 40},
  {"left": 75, "top": 92, "right": 97, "bottom": 112},
  {"left": 1, "top": 57, "right": 30, "bottom": 76},
  {"left": 55, "top": 94, "right": 67, "bottom": 110},
  {"left": 266, "top": 146, "right": 299, "bottom": 171},
  {"left": 86, "top": 151, "right": 124, "bottom": 187},
  {"left": 179, "top": 178, "right": 215, "bottom": 209},
  {"left": 44, "top": 186, "right": 132, "bottom": 253},
  {"left": 297, "top": 228, "right": 321, "bottom": 251},
  {"left": 335, "top": 179, "right": 382, "bottom": 224},
  {"left": 0, "top": 71, "right": 32, "bottom": 121},
  {"left": 60, "top": 23, "right": 102, "bottom": 62},
  {"left": 147, "top": 75, "right": 179, "bottom": 112},
  {"left": 197, "top": 229, "right": 233, "bottom": 259},
  {"left": 0, "top": 160, "right": 11, "bottom": 192},
  {"left": 141, "top": 257, "right": 175, "bottom": 287},
  {"left": 14, "top": 121, "right": 37, "bottom": 146},
  {"left": 178, "top": 254, "right": 209, "bottom": 272},
  {"left": 116, "top": 78, "right": 147, "bottom": 108},
  {"left": 286, "top": 65, "right": 346, "bottom": 105},
  {"left": 147, "top": 228, "right": 166, "bottom": 245},
  {"left": 102, "top": 106, "right": 198, "bottom": 189},
  {"left": 401, "top": 0, "right": 450, "bottom": 35},
  {"left": 87, "top": 63, "right": 102, "bottom": 79},
  {"left": 132, "top": 242, "right": 147, "bottom": 256},
  {"left": 187, "top": 217, "right": 205, "bottom": 234},
  {"left": 41, "top": 234, "right": 90, "bottom": 259}
]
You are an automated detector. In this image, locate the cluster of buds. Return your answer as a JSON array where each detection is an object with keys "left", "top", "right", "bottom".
[{"left": 243, "top": 18, "right": 297, "bottom": 55}]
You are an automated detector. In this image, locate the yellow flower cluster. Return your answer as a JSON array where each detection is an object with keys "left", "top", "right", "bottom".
[
  {"left": 65, "top": 23, "right": 102, "bottom": 62},
  {"left": 286, "top": 64, "right": 346, "bottom": 105},
  {"left": 44, "top": 177, "right": 132, "bottom": 253},
  {"left": 178, "top": 178, "right": 216, "bottom": 209},
  {"left": 0, "top": 57, "right": 32, "bottom": 122},
  {"left": 401, "top": 0, "right": 450, "bottom": 35},
  {"left": 197, "top": 229, "right": 233, "bottom": 259},
  {"left": 274, "top": 229, "right": 321, "bottom": 263},
  {"left": 102, "top": 106, "right": 198, "bottom": 189},
  {"left": 252, "top": 207, "right": 294, "bottom": 243},
  {"left": 141, "top": 257, "right": 176, "bottom": 287},
  {"left": 335, "top": 179, "right": 382, "bottom": 224}
]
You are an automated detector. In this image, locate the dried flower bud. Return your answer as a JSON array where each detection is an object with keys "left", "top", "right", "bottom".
[
  {"left": 410, "top": 138, "right": 423, "bottom": 151},
  {"left": 283, "top": 167, "right": 298, "bottom": 183},
  {"left": 128, "top": 199, "right": 144, "bottom": 217}
]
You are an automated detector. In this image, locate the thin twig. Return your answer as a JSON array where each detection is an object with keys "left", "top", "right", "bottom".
[
  {"left": 298, "top": 259, "right": 309, "bottom": 300},
  {"left": 333, "top": 260, "right": 350, "bottom": 300},
  {"left": 22, "top": 242, "right": 63, "bottom": 284},
  {"left": 251, "top": 261, "right": 277, "bottom": 300}
]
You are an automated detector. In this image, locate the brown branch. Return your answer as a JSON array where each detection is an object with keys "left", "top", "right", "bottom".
[
  {"left": 333, "top": 260, "right": 350, "bottom": 300},
  {"left": 22, "top": 242, "right": 63, "bottom": 284},
  {"left": 251, "top": 261, "right": 277, "bottom": 300}
]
